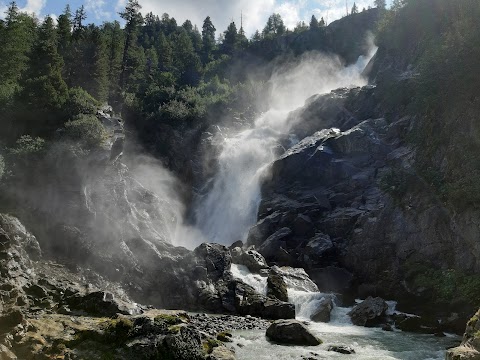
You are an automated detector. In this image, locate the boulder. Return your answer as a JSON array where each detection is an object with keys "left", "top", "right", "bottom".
[
  {"left": 266, "top": 320, "right": 322, "bottom": 346},
  {"left": 271, "top": 266, "right": 318, "bottom": 293},
  {"left": 307, "top": 267, "right": 354, "bottom": 294},
  {"left": 258, "top": 228, "right": 292, "bottom": 259},
  {"left": 262, "top": 299, "right": 295, "bottom": 320},
  {"left": 231, "top": 249, "right": 268, "bottom": 273},
  {"left": 207, "top": 346, "right": 236, "bottom": 360},
  {"left": 0, "top": 345, "right": 17, "bottom": 360},
  {"left": 66, "top": 291, "right": 141, "bottom": 317},
  {"left": 394, "top": 314, "right": 438, "bottom": 334},
  {"left": 348, "top": 297, "right": 388, "bottom": 327},
  {"left": 267, "top": 272, "right": 288, "bottom": 302},
  {"left": 293, "top": 214, "right": 315, "bottom": 237},
  {"left": 446, "top": 346, "right": 480, "bottom": 360},
  {"left": 327, "top": 345, "right": 356, "bottom": 354},
  {"left": 311, "top": 296, "right": 334, "bottom": 323}
]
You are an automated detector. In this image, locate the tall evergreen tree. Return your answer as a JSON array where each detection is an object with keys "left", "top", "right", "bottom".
[
  {"left": 374, "top": 0, "right": 387, "bottom": 10},
  {"left": 73, "top": 5, "right": 87, "bottom": 39},
  {"left": 119, "top": 0, "right": 144, "bottom": 92},
  {"left": 202, "top": 16, "right": 216, "bottom": 63},
  {"left": 262, "top": 14, "right": 286, "bottom": 38},
  {"left": 222, "top": 21, "right": 238, "bottom": 55},
  {"left": 104, "top": 21, "right": 124, "bottom": 103},
  {"left": 57, "top": 5, "right": 72, "bottom": 59},
  {"left": 310, "top": 15, "right": 319, "bottom": 29},
  {"left": 0, "top": 1, "right": 36, "bottom": 103},
  {"left": 351, "top": 3, "right": 359, "bottom": 14},
  {"left": 21, "top": 16, "right": 68, "bottom": 111},
  {"left": 157, "top": 32, "right": 172, "bottom": 71}
]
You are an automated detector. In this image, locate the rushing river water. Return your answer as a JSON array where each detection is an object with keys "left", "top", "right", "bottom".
[{"left": 229, "top": 264, "right": 460, "bottom": 360}]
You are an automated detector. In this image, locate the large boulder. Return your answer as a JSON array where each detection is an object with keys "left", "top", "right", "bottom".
[
  {"left": 267, "top": 271, "right": 288, "bottom": 302},
  {"left": 311, "top": 296, "right": 334, "bottom": 323},
  {"left": 231, "top": 248, "right": 268, "bottom": 273},
  {"left": 447, "top": 309, "right": 480, "bottom": 360},
  {"left": 266, "top": 320, "right": 322, "bottom": 346},
  {"left": 348, "top": 297, "right": 388, "bottom": 327}
]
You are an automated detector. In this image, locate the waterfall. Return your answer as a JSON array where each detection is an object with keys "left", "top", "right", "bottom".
[
  {"left": 230, "top": 263, "right": 268, "bottom": 295},
  {"left": 191, "top": 46, "right": 377, "bottom": 246}
]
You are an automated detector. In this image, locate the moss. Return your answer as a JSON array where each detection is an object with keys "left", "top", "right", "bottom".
[
  {"left": 154, "top": 314, "right": 184, "bottom": 326},
  {"left": 404, "top": 261, "right": 480, "bottom": 305},
  {"left": 216, "top": 332, "right": 233, "bottom": 342},
  {"left": 202, "top": 338, "right": 222, "bottom": 354}
]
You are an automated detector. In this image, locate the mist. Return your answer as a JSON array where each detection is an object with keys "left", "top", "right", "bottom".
[{"left": 188, "top": 37, "right": 378, "bottom": 247}]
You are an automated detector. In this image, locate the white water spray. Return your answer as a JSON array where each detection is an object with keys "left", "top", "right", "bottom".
[{"left": 192, "top": 45, "right": 377, "bottom": 246}]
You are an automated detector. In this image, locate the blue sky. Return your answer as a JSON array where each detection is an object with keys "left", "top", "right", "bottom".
[{"left": 0, "top": 0, "right": 392, "bottom": 36}]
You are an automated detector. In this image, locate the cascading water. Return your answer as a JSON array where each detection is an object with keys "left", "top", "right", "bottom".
[{"left": 192, "top": 46, "right": 377, "bottom": 246}]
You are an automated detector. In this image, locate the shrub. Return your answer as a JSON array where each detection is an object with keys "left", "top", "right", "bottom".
[
  {"left": 63, "top": 115, "right": 107, "bottom": 149},
  {"left": 64, "top": 87, "right": 100, "bottom": 118},
  {"left": 9, "top": 135, "right": 46, "bottom": 156}
]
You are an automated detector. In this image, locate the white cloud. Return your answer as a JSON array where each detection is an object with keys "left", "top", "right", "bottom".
[
  {"left": 21, "top": 0, "right": 46, "bottom": 16},
  {"left": 85, "top": 0, "right": 112, "bottom": 20},
  {"left": 138, "top": 0, "right": 275, "bottom": 37}
]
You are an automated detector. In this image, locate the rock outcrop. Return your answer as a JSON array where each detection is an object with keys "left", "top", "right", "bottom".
[
  {"left": 447, "top": 309, "right": 480, "bottom": 360},
  {"left": 348, "top": 297, "right": 388, "bottom": 327},
  {"left": 266, "top": 320, "right": 322, "bottom": 346}
]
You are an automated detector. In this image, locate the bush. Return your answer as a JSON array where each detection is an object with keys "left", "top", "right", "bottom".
[
  {"left": 63, "top": 115, "right": 107, "bottom": 149},
  {"left": 9, "top": 135, "right": 46, "bottom": 156},
  {"left": 64, "top": 87, "right": 100, "bottom": 118}
]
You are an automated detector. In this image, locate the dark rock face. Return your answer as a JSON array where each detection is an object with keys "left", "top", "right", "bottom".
[
  {"left": 348, "top": 297, "right": 388, "bottom": 327},
  {"left": 247, "top": 85, "right": 478, "bottom": 325},
  {"left": 311, "top": 296, "right": 334, "bottom": 323},
  {"left": 266, "top": 320, "right": 322, "bottom": 346},
  {"left": 267, "top": 271, "right": 288, "bottom": 302}
]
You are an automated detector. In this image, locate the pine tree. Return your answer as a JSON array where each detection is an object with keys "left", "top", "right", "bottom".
[
  {"left": 21, "top": 16, "right": 68, "bottom": 111},
  {"left": 251, "top": 30, "right": 262, "bottom": 42},
  {"left": 57, "top": 5, "right": 72, "bottom": 59},
  {"left": 222, "top": 21, "right": 238, "bottom": 55},
  {"left": 157, "top": 32, "right": 172, "bottom": 71},
  {"left": 73, "top": 5, "right": 86, "bottom": 39},
  {"left": 202, "top": 16, "right": 216, "bottom": 63},
  {"left": 0, "top": 1, "right": 36, "bottom": 99},
  {"left": 89, "top": 26, "right": 109, "bottom": 102},
  {"left": 320, "top": 17, "right": 326, "bottom": 27},
  {"left": 262, "top": 14, "right": 286, "bottom": 38},
  {"left": 119, "top": 0, "right": 144, "bottom": 92},
  {"left": 374, "top": 0, "right": 387, "bottom": 10},
  {"left": 104, "top": 21, "right": 124, "bottom": 103},
  {"left": 173, "top": 29, "right": 201, "bottom": 86},
  {"left": 351, "top": 3, "right": 359, "bottom": 14},
  {"left": 310, "top": 15, "right": 319, "bottom": 29}
]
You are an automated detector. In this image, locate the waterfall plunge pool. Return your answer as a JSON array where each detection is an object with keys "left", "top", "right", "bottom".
[
  {"left": 228, "top": 264, "right": 460, "bottom": 359},
  {"left": 231, "top": 307, "right": 459, "bottom": 360}
]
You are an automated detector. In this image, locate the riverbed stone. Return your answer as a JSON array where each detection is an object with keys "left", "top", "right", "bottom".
[
  {"left": 266, "top": 319, "right": 322, "bottom": 346},
  {"left": 348, "top": 297, "right": 388, "bottom": 327},
  {"left": 311, "top": 296, "right": 334, "bottom": 323},
  {"left": 327, "top": 345, "right": 356, "bottom": 354},
  {"left": 267, "top": 272, "right": 288, "bottom": 302}
]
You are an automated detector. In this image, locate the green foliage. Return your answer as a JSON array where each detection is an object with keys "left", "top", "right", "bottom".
[
  {"left": 65, "top": 87, "right": 100, "bottom": 118},
  {"left": 202, "top": 338, "right": 222, "bottom": 354},
  {"left": 154, "top": 314, "right": 183, "bottom": 326},
  {"left": 408, "top": 263, "right": 480, "bottom": 305},
  {"left": 9, "top": 135, "right": 46, "bottom": 156},
  {"left": 63, "top": 115, "right": 107, "bottom": 149}
]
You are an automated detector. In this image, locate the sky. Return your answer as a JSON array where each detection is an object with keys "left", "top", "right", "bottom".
[{"left": 0, "top": 0, "right": 393, "bottom": 36}]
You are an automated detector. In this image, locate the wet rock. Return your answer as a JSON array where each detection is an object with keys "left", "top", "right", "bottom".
[
  {"left": 231, "top": 249, "right": 268, "bottom": 273},
  {"left": 258, "top": 228, "right": 292, "bottom": 259},
  {"left": 207, "top": 346, "right": 236, "bottom": 360},
  {"left": 66, "top": 291, "right": 140, "bottom": 317},
  {"left": 348, "top": 297, "right": 388, "bottom": 327},
  {"left": 266, "top": 319, "right": 322, "bottom": 346},
  {"left": 394, "top": 314, "right": 438, "bottom": 334},
  {"left": 311, "top": 296, "right": 334, "bottom": 323},
  {"left": 0, "top": 345, "right": 17, "bottom": 360},
  {"left": 293, "top": 214, "right": 315, "bottom": 237},
  {"left": 262, "top": 299, "right": 295, "bottom": 320},
  {"left": 195, "top": 243, "right": 232, "bottom": 280},
  {"left": 267, "top": 272, "right": 288, "bottom": 302},
  {"left": 327, "top": 345, "right": 356, "bottom": 354},
  {"left": 307, "top": 267, "right": 354, "bottom": 295},
  {"left": 271, "top": 266, "right": 319, "bottom": 293}
]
